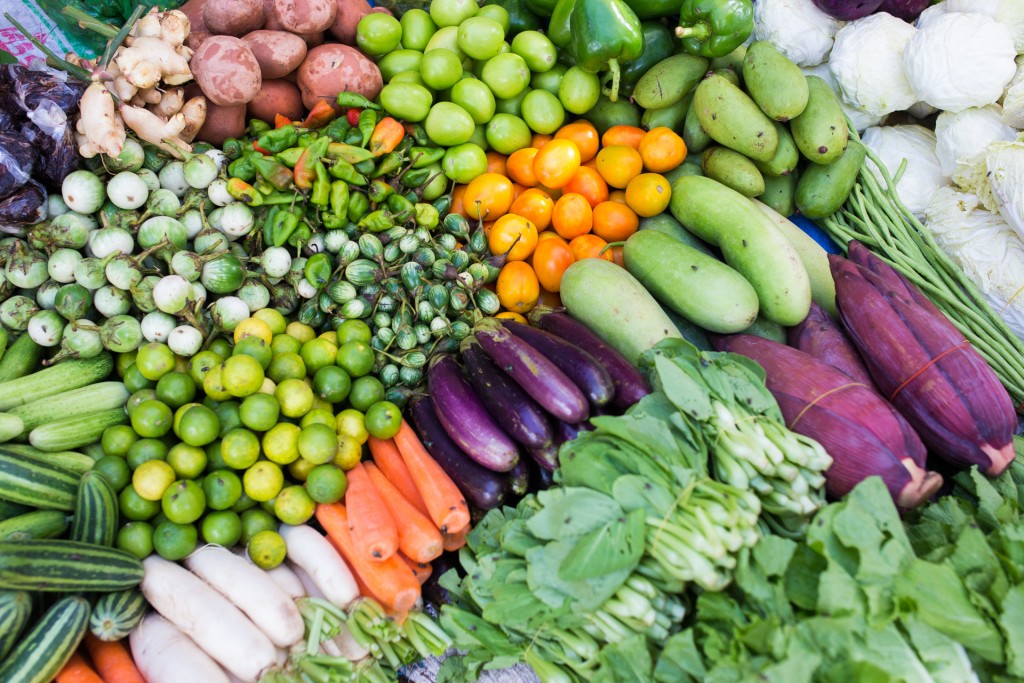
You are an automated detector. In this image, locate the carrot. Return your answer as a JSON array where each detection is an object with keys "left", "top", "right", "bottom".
[
  {"left": 393, "top": 420, "right": 471, "bottom": 534},
  {"left": 443, "top": 526, "right": 469, "bottom": 552},
  {"left": 369, "top": 436, "right": 430, "bottom": 518},
  {"left": 56, "top": 652, "right": 104, "bottom": 683},
  {"left": 316, "top": 503, "right": 421, "bottom": 615},
  {"left": 83, "top": 635, "right": 145, "bottom": 683},
  {"left": 398, "top": 553, "right": 432, "bottom": 585},
  {"left": 364, "top": 462, "right": 444, "bottom": 564},
  {"left": 344, "top": 462, "right": 399, "bottom": 562}
]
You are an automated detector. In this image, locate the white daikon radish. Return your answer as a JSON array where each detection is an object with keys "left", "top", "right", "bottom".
[
  {"left": 334, "top": 623, "right": 372, "bottom": 662},
  {"left": 130, "top": 613, "right": 231, "bottom": 683},
  {"left": 266, "top": 561, "right": 307, "bottom": 601},
  {"left": 140, "top": 555, "right": 281, "bottom": 682},
  {"left": 185, "top": 545, "right": 305, "bottom": 649},
  {"left": 279, "top": 524, "right": 360, "bottom": 609}
]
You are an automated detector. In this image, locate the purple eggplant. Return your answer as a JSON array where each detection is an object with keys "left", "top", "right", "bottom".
[
  {"left": 528, "top": 441, "right": 560, "bottom": 472},
  {"left": 474, "top": 322, "right": 589, "bottom": 424},
  {"left": 876, "top": 0, "right": 930, "bottom": 21},
  {"left": 426, "top": 355, "right": 519, "bottom": 472},
  {"left": 811, "top": 0, "right": 885, "bottom": 20},
  {"left": 508, "top": 458, "right": 530, "bottom": 497},
  {"left": 534, "top": 310, "right": 651, "bottom": 410},
  {"left": 531, "top": 461, "right": 556, "bottom": 490},
  {"left": 502, "top": 320, "right": 616, "bottom": 407},
  {"left": 409, "top": 396, "right": 509, "bottom": 510},
  {"left": 462, "top": 343, "right": 554, "bottom": 450},
  {"left": 554, "top": 420, "right": 593, "bottom": 446}
]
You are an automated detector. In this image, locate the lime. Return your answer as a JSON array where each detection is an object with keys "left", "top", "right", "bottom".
[
  {"left": 101, "top": 424, "right": 138, "bottom": 458},
  {"left": 244, "top": 460, "right": 284, "bottom": 502},
  {"left": 364, "top": 400, "right": 403, "bottom": 439},
  {"left": 336, "top": 341, "right": 375, "bottom": 377},
  {"left": 116, "top": 521, "right": 154, "bottom": 559},
  {"left": 275, "top": 378, "right": 314, "bottom": 418},
  {"left": 204, "top": 439, "right": 227, "bottom": 471},
  {"left": 240, "top": 508, "right": 277, "bottom": 544},
  {"left": 247, "top": 529, "right": 287, "bottom": 569},
  {"left": 207, "top": 337, "right": 233, "bottom": 359},
  {"left": 273, "top": 485, "right": 316, "bottom": 525},
  {"left": 233, "top": 335, "right": 273, "bottom": 370},
  {"left": 175, "top": 404, "right": 220, "bottom": 447},
  {"left": 126, "top": 389, "right": 157, "bottom": 417},
  {"left": 319, "top": 331, "right": 338, "bottom": 346},
  {"left": 262, "top": 422, "right": 301, "bottom": 465},
  {"left": 202, "top": 363, "right": 232, "bottom": 402},
  {"left": 136, "top": 342, "right": 176, "bottom": 381},
  {"left": 166, "top": 443, "right": 207, "bottom": 479},
  {"left": 297, "top": 423, "right": 337, "bottom": 465},
  {"left": 313, "top": 365, "right": 351, "bottom": 404},
  {"left": 116, "top": 350, "right": 138, "bottom": 378},
  {"left": 334, "top": 434, "right": 363, "bottom": 470},
  {"left": 336, "top": 409, "right": 369, "bottom": 443},
  {"left": 253, "top": 308, "right": 287, "bottom": 335},
  {"left": 305, "top": 464, "right": 348, "bottom": 504},
  {"left": 348, "top": 376, "right": 385, "bottom": 412},
  {"left": 267, "top": 352, "right": 306, "bottom": 384},
  {"left": 214, "top": 400, "right": 243, "bottom": 437},
  {"left": 300, "top": 408, "right": 337, "bottom": 431},
  {"left": 92, "top": 456, "right": 131, "bottom": 491},
  {"left": 155, "top": 371, "right": 196, "bottom": 409},
  {"left": 231, "top": 491, "right": 257, "bottom": 514},
  {"left": 300, "top": 338, "right": 338, "bottom": 375},
  {"left": 123, "top": 364, "right": 155, "bottom": 394},
  {"left": 220, "top": 428, "right": 261, "bottom": 469},
  {"left": 336, "top": 319, "right": 372, "bottom": 345},
  {"left": 286, "top": 322, "right": 316, "bottom": 344},
  {"left": 161, "top": 479, "right": 206, "bottom": 525},
  {"left": 233, "top": 318, "right": 273, "bottom": 345},
  {"left": 222, "top": 354, "right": 265, "bottom": 398},
  {"left": 133, "top": 460, "right": 176, "bottom": 501},
  {"left": 270, "top": 333, "right": 302, "bottom": 356},
  {"left": 119, "top": 485, "right": 161, "bottom": 521},
  {"left": 288, "top": 456, "right": 317, "bottom": 482},
  {"left": 126, "top": 438, "right": 168, "bottom": 470},
  {"left": 203, "top": 469, "right": 243, "bottom": 510},
  {"left": 187, "top": 350, "right": 223, "bottom": 386},
  {"left": 239, "top": 392, "right": 280, "bottom": 432},
  {"left": 131, "top": 399, "right": 173, "bottom": 438},
  {"left": 153, "top": 520, "right": 197, "bottom": 561},
  {"left": 201, "top": 510, "right": 243, "bottom": 546}
]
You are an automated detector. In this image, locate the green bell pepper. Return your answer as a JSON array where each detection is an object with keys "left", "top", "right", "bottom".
[
  {"left": 674, "top": 0, "right": 753, "bottom": 59},
  {"left": 485, "top": 0, "right": 543, "bottom": 29},
  {"left": 569, "top": 0, "right": 644, "bottom": 102},
  {"left": 547, "top": 0, "right": 576, "bottom": 48}
]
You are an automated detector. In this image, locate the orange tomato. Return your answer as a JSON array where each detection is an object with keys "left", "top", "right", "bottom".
[
  {"left": 496, "top": 311, "right": 528, "bottom": 323},
  {"left": 488, "top": 214, "right": 539, "bottom": 261},
  {"left": 554, "top": 121, "right": 599, "bottom": 162},
  {"left": 638, "top": 127, "right": 687, "bottom": 173},
  {"left": 551, "top": 192, "right": 594, "bottom": 240},
  {"left": 608, "top": 190, "right": 627, "bottom": 204},
  {"left": 591, "top": 201, "right": 639, "bottom": 242},
  {"left": 451, "top": 184, "right": 468, "bottom": 218},
  {"left": 496, "top": 261, "right": 540, "bottom": 314},
  {"left": 532, "top": 139, "right": 581, "bottom": 189},
  {"left": 624, "top": 173, "right": 672, "bottom": 218},
  {"left": 601, "top": 125, "right": 646, "bottom": 149},
  {"left": 512, "top": 183, "right": 529, "bottom": 201},
  {"left": 563, "top": 166, "right": 609, "bottom": 208},
  {"left": 595, "top": 145, "right": 643, "bottom": 189},
  {"left": 462, "top": 173, "right": 515, "bottom": 221},
  {"left": 531, "top": 133, "right": 553, "bottom": 149},
  {"left": 509, "top": 188, "right": 554, "bottom": 231},
  {"left": 536, "top": 230, "right": 567, "bottom": 244},
  {"left": 538, "top": 288, "right": 562, "bottom": 309},
  {"left": 531, "top": 237, "right": 576, "bottom": 292},
  {"left": 506, "top": 147, "right": 539, "bottom": 187},
  {"left": 569, "top": 234, "right": 613, "bottom": 262},
  {"left": 486, "top": 151, "right": 508, "bottom": 176}
]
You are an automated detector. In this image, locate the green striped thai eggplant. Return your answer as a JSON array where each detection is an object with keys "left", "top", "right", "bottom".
[
  {"left": 711, "top": 333, "right": 941, "bottom": 509},
  {"left": 830, "top": 246, "right": 1016, "bottom": 476},
  {"left": 785, "top": 301, "right": 875, "bottom": 387}
]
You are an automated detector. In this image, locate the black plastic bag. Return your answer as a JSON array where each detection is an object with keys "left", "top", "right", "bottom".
[
  {"left": 0, "top": 133, "right": 36, "bottom": 198},
  {"left": 22, "top": 103, "right": 79, "bottom": 187},
  {"left": 0, "top": 64, "right": 85, "bottom": 115},
  {"left": 0, "top": 179, "right": 46, "bottom": 233}
]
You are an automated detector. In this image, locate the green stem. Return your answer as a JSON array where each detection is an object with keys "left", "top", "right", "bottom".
[
  {"left": 606, "top": 58, "right": 621, "bottom": 103},
  {"left": 2, "top": 13, "right": 91, "bottom": 82},
  {"left": 61, "top": 5, "right": 118, "bottom": 38}
]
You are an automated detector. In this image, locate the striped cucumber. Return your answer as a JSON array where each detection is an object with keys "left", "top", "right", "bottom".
[
  {"left": 89, "top": 588, "right": 148, "bottom": 642},
  {"left": 0, "top": 595, "right": 90, "bottom": 683},
  {"left": 28, "top": 407, "right": 128, "bottom": 452},
  {"left": 0, "top": 539, "right": 144, "bottom": 592},
  {"left": 0, "top": 353, "right": 113, "bottom": 411},
  {"left": 0, "top": 414, "right": 23, "bottom": 443},
  {"left": 0, "top": 590, "right": 33, "bottom": 661},
  {"left": 0, "top": 334, "right": 43, "bottom": 384},
  {"left": 70, "top": 471, "right": 118, "bottom": 547},
  {"left": 0, "top": 510, "right": 68, "bottom": 541},
  {"left": 0, "top": 444, "right": 94, "bottom": 476},
  {"left": 0, "top": 451, "right": 78, "bottom": 510},
  {"left": 9, "top": 381, "right": 129, "bottom": 431}
]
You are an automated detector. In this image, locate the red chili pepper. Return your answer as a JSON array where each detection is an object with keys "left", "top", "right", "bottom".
[
  {"left": 346, "top": 108, "right": 362, "bottom": 126},
  {"left": 274, "top": 114, "right": 292, "bottom": 129},
  {"left": 252, "top": 143, "right": 272, "bottom": 155}
]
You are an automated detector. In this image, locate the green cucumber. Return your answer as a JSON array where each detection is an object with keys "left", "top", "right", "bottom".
[
  {"left": 0, "top": 595, "right": 90, "bottom": 683},
  {"left": 9, "top": 381, "right": 129, "bottom": 432},
  {"left": 0, "top": 451, "right": 78, "bottom": 511},
  {"left": 0, "top": 539, "right": 144, "bottom": 592},
  {"left": 560, "top": 258, "right": 682, "bottom": 364},
  {"left": 0, "top": 353, "right": 113, "bottom": 412},
  {"left": 90, "top": 589, "right": 148, "bottom": 642},
  {"left": 0, "top": 334, "right": 43, "bottom": 384},
  {"left": 28, "top": 407, "right": 128, "bottom": 453},
  {"left": 639, "top": 213, "right": 715, "bottom": 256},
  {"left": 692, "top": 73, "right": 779, "bottom": 163},
  {"left": 0, "top": 500, "right": 31, "bottom": 522},
  {"left": 0, "top": 444, "right": 95, "bottom": 476},
  {"left": 621, "top": 230, "right": 760, "bottom": 333},
  {"left": 70, "top": 471, "right": 118, "bottom": 547},
  {"left": 670, "top": 175, "right": 812, "bottom": 326},
  {"left": 0, "top": 590, "right": 33, "bottom": 661},
  {"left": 0, "top": 510, "right": 68, "bottom": 541},
  {"left": 0, "top": 414, "right": 23, "bottom": 443}
]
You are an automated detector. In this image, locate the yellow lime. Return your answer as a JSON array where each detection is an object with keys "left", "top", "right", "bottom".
[
  {"left": 310, "top": 396, "right": 333, "bottom": 414},
  {"left": 234, "top": 318, "right": 273, "bottom": 345},
  {"left": 267, "top": 352, "right": 306, "bottom": 384},
  {"left": 270, "top": 333, "right": 302, "bottom": 356},
  {"left": 301, "top": 408, "right": 337, "bottom": 431},
  {"left": 259, "top": 377, "right": 277, "bottom": 395},
  {"left": 252, "top": 308, "right": 287, "bottom": 335},
  {"left": 298, "top": 424, "right": 337, "bottom": 465},
  {"left": 262, "top": 422, "right": 301, "bottom": 465},
  {"left": 202, "top": 363, "right": 232, "bottom": 402},
  {"left": 222, "top": 354, "right": 265, "bottom": 398},
  {"left": 173, "top": 402, "right": 203, "bottom": 433},
  {"left": 336, "top": 408, "right": 369, "bottom": 444},
  {"left": 286, "top": 322, "right": 315, "bottom": 344},
  {"left": 276, "top": 378, "right": 314, "bottom": 418},
  {"left": 220, "top": 428, "right": 261, "bottom": 469},
  {"left": 244, "top": 460, "right": 284, "bottom": 502},
  {"left": 318, "top": 330, "right": 338, "bottom": 346},
  {"left": 288, "top": 457, "right": 317, "bottom": 482},
  {"left": 300, "top": 338, "right": 338, "bottom": 375},
  {"left": 247, "top": 529, "right": 287, "bottom": 569},
  {"left": 132, "top": 460, "right": 176, "bottom": 501},
  {"left": 274, "top": 485, "right": 316, "bottom": 525},
  {"left": 334, "top": 434, "right": 364, "bottom": 470}
]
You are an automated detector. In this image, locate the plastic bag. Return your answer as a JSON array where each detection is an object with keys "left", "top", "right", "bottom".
[
  {"left": 23, "top": 101, "right": 78, "bottom": 187},
  {"left": 0, "top": 179, "right": 46, "bottom": 234},
  {"left": 0, "top": 132, "right": 36, "bottom": 198}
]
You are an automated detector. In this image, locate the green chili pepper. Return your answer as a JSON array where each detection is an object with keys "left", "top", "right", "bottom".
[
  {"left": 569, "top": 0, "right": 644, "bottom": 102},
  {"left": 294, "top": 136, "right": 331, "bottom": 190},
  {"left": 324, "top": 117, "right": 351, "bottom": 142},
  {"left": 305, "top": 252, "right": 333, "bottom": 289},
  {"left": 355, "top": 159, "right": 375, "bottom": 176},
  {"left": 297, "top": 132, "right": 318, "bottom": 148},
  {"left": 368, "top": 179, "right": 395, "bottom": 204},
  {"left": 253, "top": 176, "right": 275, "bottom": 195},
  {"left": 252, "top": 156, "right": 295, "bottom": 191},
  {"left": 227, "top": 155, "right": 257, "bottom": 183},
  {"left": 358, "top": 109, "right": 378, "bottom": 148},
  {"left": 414, "top": 203, "right": 439, "bottom": 229},
  {"left": 347, "top": 192, "right": 370, "bottom": 223},
  {"left": 328, "top": 158, "right": 368, "bottom": 186},
  {"left": 262, "top": 190, "right": 304, "bottom": 206},
  {"left": 249, "top": 119, "right": 272, "bottom": 137},
  {"left": 396, "top": 136, "right": 415, "bottom": 155},
  {"left": 343, "top": 127, "right": 363, "bottom": 147},
  {"left": 257, "top": 124, "right": 298, "bottom": 154},
  {"left": 329, "top": 181, "right": 350, "bottom": 221},
  {"left": 387, "top": 193, "right": 414, "bottom": 215},
  {"left": 311, "top": 163, "right": 331, "bottom": 206},
  {"left": 263, "top": 205, "right": 281, "bottom": 245},
  {"left": 358, "top": 209, "right": 393, "bottom": 233},
  {"left": 327, "top": 142, "right": 375, "bottom": 165},
  {"left": 323, "top": 214, "right": 347, "bottom": 230},
  {"left": 273, "top": 208, "right": 303, "bottom": 248},
  {"left": 336, "top": 92, "right": 381, "bottom": 110},
  {"left": 288, "top": 222, "right": 311, "bottom": 248},
  {"left": 409, "top": 147, "right": 445, "bottom": 169},
  {"left": 275, "top": 147, "right": 304, "bottom": 168},
  {"left": 403, "top": 189, "right": 419, "bottom": 204},
  {"left": 226, "top": 178, "right": 263, "bottom": 206},
  {"left": 371, "top": 151, "right": 404, "bottom": 179},
  {"left": 674, "top": 0, "right": 753, "bottom": 58},
  {"left": 222, "top": 138, "right": 244, "bottom": 161},
  {"left": 402, "top": 167, "right": 431, "bottom": 188}
]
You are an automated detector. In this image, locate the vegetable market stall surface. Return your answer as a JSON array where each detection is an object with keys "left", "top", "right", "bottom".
[{"left": 404, "top": 656, "right": 540, "bottom": 682}]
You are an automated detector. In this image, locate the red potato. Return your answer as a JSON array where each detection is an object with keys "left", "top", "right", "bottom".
[
  {"left": 248, "top": 80, "right": 305, "bottom": 122},
  {"left": 371, "top": 6, "right": 394, "bottom": 15},
  {"left": 302, "top": 31, "right": 326, "bottom": 47},
  {"left": 179, "top": 0, "right": 211, "bottom": 49},
  {"left": 191, "top": 36, "right": 262, "bottom": 106},
  {"left": 328, "top": 0, "right": 372, "bottom": 44},
  {"left": 242, "top": 30, "right": 307, "bottom": 79},
  {"left": 274, "top": 0, "right": 337, "bottom": 34},
  {"left": 204, "top": 0, "right": 265, "bottom": 35},
  {"left": 195, "top": 102, "right": 246, "bottom": 145},
  {"left": 263, "top": 0, "right": 286, "bottom": 30},
  {"left": 297, "top": 43, "right": 382, "bottom": 110}
]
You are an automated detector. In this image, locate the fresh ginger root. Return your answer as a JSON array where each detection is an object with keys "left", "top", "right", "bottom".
[
  {"left": 119, "top": 103, "right": 192, "bottom": 158},
  {"left": 80, "top": 82, "right": 126, "bottom": 157},
  {"left": 114, "top": 36, "right": 192, "bottom": 89}
]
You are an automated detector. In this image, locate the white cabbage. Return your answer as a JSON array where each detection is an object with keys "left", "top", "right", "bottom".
[
  {"left": 924, "top": 186, "right": 1024, "bottom": 341},
  {"left": 829, "top": 14, "right": 919, "bottom": 118},
  {"left": 1003, "top": 56, "right": 1024, "bottom": 128},
  {"left": 995, "top": 0, "right": 1024, "bottom": 53},
  {"left": 801, "top": 63, "right": 884, "bottom": 132},
  {"left": 915, "top": 0, "right": 999, "bottom": 28},
  {"left": 752, "top": 0, "right": 842, "bottom": 67},
  {"left": 861, "top": 124, "right": 949, "bottom": 217},
  {"left": 934, "top": 105, "right": 1017, "bottom": 176},
  {"left": 904, "top": 12, "right": 1017, "bottom": 112},
  {"left": 984, "top": 137, "right": 1024, "bottom": 240}
]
